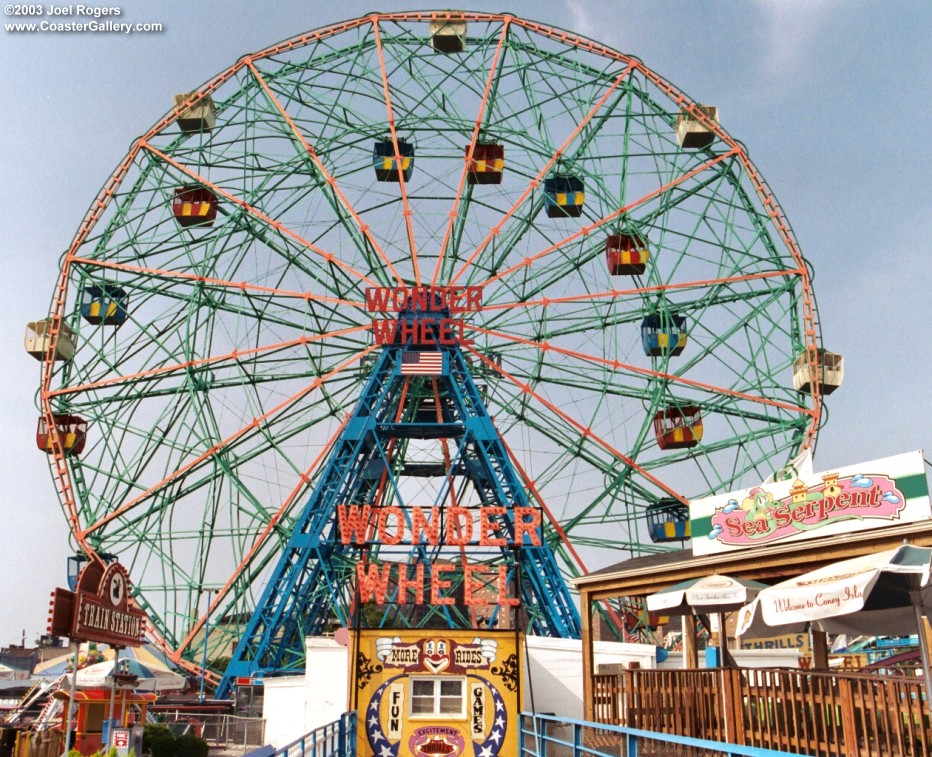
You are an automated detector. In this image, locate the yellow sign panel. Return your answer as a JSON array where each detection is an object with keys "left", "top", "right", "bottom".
[
  {"left": 352, "top": 629, "right": 522, "bottom": 757},
  {"left": 738, "top": 633, "right": 810, "bottom": 653}
]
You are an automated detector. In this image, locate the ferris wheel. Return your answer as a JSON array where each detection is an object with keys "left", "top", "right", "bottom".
[{"left": 30, "top": 12, "right": 838, "bottom": 677}]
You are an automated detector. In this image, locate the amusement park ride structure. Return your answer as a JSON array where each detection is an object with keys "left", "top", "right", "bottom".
[{"left": 26, "top": 12, "right": 842, "bottom": 695}]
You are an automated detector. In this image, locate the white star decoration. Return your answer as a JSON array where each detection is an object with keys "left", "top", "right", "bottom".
[{"left": 378, "top": 744, "right": 394, "bottom": 757}]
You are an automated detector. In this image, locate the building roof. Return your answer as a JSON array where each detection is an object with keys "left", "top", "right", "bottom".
[
  {"left": 573, "top": 520, "right": 932, "bottom": 601},
  {"left": 583, "top": 548, "right": 692, "bottom": 579}
]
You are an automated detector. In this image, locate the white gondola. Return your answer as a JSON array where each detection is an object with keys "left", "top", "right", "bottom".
[{"left": 792, "top": 349, "right": 844, "bottom": 395}]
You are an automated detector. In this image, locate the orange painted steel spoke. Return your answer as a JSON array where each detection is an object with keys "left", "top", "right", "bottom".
[
  {"left": 471, "top": 324, "right": 813, "bottom": 418},
  {"left": 175, "top": 413, "right": 350, "bottom": 656},
  {"left": 41, "top": 143, "right": 150, "bottom": 557},
  {"left": 432, "top": 379, "right": 462, "bottom": 514},
  {"left": 369, "top": 377, "right": 410, "bottom": 525},
  {"left": 46, "top": 324, "right": 371, "bottom": 399},
  {"left": 430, "top": 18, "right": 511, "bottom": 288},
  {"left": 36, "top": 12, "right": 824, "bottom": 663},
  {"left": 428, "top": 379, "right": 471, "bottom": 577},
  {"left": 372, "top": 18, "right": 421, "bottom": 285},
  {"left": 71, "top": 256, "right": 363, "bottom": 310},
  {"left": 246, "top": 60, "right": 405, "bottom": 287},
  {"left": 464, "top": 345, "right": 686, "bottom": 504},
  {"left": 82, "top": 343, "right": 380, "bottom": 536},
  {"left": 139, "top": 11, "right": 818, "bottom": 455},
  {"left": 476, "top": 149, "right": 739, "bottom": 291},
  {"left": 479, "top": 268, "right": 803, "bottom": 312},
  {"left": 498, "top": 435, "right": 590, "bottom": 571},
  {"left": 500, "top": 434, "right": 631, "bottom": 636},
  {"left": 148, "top": 626, "right": 214, "bottom": 680},
  {"left": 448, "top": 62, "right": 637, "bottom": 288},
  {"left": 617, "top": 55, "right": 821, "bottom": 448},
  {"left": 142, "top": 143, "right": 379, "bottom": 288}
]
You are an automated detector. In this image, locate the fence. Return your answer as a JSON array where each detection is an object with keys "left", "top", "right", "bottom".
[
  {"left": 4, "top": 729, "right": 61, "bottom": 757},
  {"left": 269, "top": 712, "right": 356, "bottom": 757},
  {"left": 593, "top": 667, "right": 932, "bottom": 757},
  {"left": 521, "top": 711, "right": 805, "bottom": 757},
  {"left": 157, "top": 711, "right": 266, "bottom": 751}
]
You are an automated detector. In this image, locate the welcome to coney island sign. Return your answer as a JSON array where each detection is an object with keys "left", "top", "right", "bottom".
[{"left": 690, "top": 450, "right": 931, "bottom": 556}]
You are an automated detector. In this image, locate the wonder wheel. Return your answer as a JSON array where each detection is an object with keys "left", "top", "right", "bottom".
[{"left": 32, "top": 12, "right": 832, "bottom": 679}]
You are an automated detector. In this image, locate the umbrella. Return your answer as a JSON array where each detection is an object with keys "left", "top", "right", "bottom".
[
  {"left": 736, "top": 544, "right": 932, "bottom": 713},
  {"left": 648, "top": 574, "right": 768, "bottom": 616},
  {"left": 35, "top": 643, "right": 184, "bottom": 691},
  {"left": 35, "top": 643, "right": 176, "bottom": 678},
  {"left": 647, "top": 574, "right": 769, "bottom": 666},
  {"left": 73, "top": 659, "right": 185, "bottom": 692}
]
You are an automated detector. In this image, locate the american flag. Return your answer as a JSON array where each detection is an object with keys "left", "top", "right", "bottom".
[{"left": 400, "top": 350, "right": 444, "bottom": 375}]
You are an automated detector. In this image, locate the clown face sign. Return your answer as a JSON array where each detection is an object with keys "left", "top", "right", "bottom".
[{"left": 353, "top": 630, "right": 521, "bottom": 757}]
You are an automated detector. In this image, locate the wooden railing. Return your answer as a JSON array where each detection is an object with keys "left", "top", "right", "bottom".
[{"left": 593, "top": 668, "right": 932, "bottom": 757}]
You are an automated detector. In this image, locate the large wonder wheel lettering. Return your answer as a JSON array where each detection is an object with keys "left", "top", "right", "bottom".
[{"left": 32, "top": 12, "right": 837, "bottom": 687}]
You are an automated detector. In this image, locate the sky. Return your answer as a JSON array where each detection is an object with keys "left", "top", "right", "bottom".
[{"left": 0, "top": 0, "right": 930, "bottom": 647}]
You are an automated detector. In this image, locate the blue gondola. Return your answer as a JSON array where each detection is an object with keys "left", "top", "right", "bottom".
[
  {"left": 543, "top": 175, "right": 584, "bottom": 218},
  {"left": 81, "top": 284, "right": 129, "bottom": 326},
  {"left": 67, "top": 553, "right": 118, "bottom": 591},
  {"left": 641, "top": 313, "right": 687, "bottom": 357},
  {"left": 373, "top": 139, "right": 415, "bottom": 182},
  {"left": 646, "top": 498, "right": 691, "bottom": 543}
]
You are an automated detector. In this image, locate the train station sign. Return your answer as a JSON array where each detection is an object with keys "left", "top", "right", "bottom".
[
  {"left": 690, "top": 450, "right": 931, "bottom": 556},
  {"left": 48, "top": 560, "right": 146, "bottom": 647}
]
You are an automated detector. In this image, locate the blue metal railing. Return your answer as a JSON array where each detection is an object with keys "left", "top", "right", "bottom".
[
  {"left": 255, "top": 709, "right": 813, "bottom": 757},
  {"left": 520, "top": 712, "right": 811, "bottom": 757},
  {"left": 259, "top": 711, "right": 357, "bottom": 757}
]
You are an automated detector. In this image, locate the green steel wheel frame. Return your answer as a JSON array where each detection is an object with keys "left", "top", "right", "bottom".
[{"left": 37, "top": 11, "right": 825, "bottom": 678}]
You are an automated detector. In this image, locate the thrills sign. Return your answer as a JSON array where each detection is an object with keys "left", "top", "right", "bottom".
[{"left": 691, "top": 451, "right": 931, "bottom": 556}]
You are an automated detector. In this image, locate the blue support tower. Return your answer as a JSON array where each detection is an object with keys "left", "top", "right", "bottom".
[{"left": 217, "top": 298, "right": 580, "bottom": 698}]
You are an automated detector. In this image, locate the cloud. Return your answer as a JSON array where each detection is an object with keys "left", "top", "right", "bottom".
[
  {"left": 756, "top": 0, "right": 842, "bottom": 80},
  {"left": 563, "top": 0, "right": 598, "bottom": 40}
]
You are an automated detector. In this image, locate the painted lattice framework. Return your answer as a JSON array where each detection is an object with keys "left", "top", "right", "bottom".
[{"left": 37, "top": 12, "right": 824, "bottom": 681}]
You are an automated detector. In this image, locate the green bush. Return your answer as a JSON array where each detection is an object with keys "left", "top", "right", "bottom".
[
  {"left": 139, "top": 723, "right": 208, "bottom": 757},
  {"left": 143, "top": 725, "right": 176, "bottom": 757},
  {"left": 175, "top": 734, "right": 209, "bottom": 757},
  {"left": 141, "top": 724, "right": 172, "bottom": 750}
]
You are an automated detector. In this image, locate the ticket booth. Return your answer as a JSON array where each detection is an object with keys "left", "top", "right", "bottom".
[
  {"left": 54, "top": 687, "right": 155, "bottom": 755},
  {"left": 352, "top": 629, "right": 522, "bottom": 757}
]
